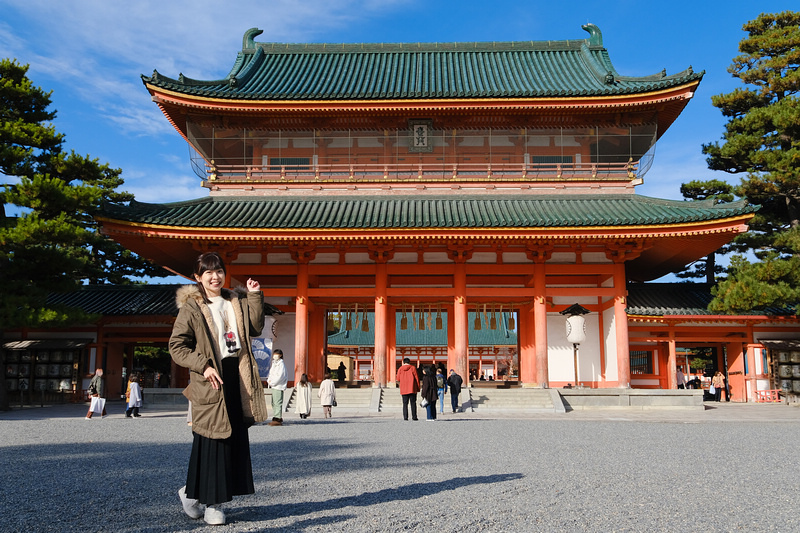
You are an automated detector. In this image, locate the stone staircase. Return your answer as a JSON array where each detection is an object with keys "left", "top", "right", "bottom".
[
  {"left": 285, "top": 385, "right": 561, "bottom": 414},
  {"left": 285, "top": 385, "right": 374, "bottom": 414},
  {"left": 467, "top": 387, "right": 556, "bottom": 412},
  {"left": 379, "top": 386, "right": 559, "bottom": 413}
]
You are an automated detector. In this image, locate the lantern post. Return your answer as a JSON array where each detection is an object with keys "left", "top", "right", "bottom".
[{"left": 560, "top": 304, "right": 590, "bottom": 388}]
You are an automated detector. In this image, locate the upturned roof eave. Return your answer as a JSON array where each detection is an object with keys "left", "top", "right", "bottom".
[
  {"left": 144, "top": 79, "right": 700, "bottom": 114},
  {"left": 95, "top": 213, "right": 754, "bottom": 239}
]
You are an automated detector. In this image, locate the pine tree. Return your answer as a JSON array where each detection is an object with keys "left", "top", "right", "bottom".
[
  {"left": 676, "top": 179, "right": 735, "bottom": 284},
  {"left": 701, "top": 11, "right": 800, "bottom": 313},
  {"left": 0, "top": 59, "right": 167, "bottom": 410}
]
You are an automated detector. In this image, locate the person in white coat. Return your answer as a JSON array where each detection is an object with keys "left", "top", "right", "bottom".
[
  {"left": 294, "top": 373, "right": 312, "bottom": 419},
  {"left": 125, "top": 373, "right": 143, "bottom": 418},
  {"left": 267, "top": 349, "right": 287, "bottom": 426},
  {"left": 318, "top": 372, "right": 336, "bottom": 418}
]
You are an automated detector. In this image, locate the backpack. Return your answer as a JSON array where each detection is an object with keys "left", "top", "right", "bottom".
[{"left": 436, "top": 375, "right": 444, "bottom": 388}]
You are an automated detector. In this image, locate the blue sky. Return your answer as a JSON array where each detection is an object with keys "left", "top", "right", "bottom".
[{"left": 0, "top": 0, "right": 794, "bottom": 282}]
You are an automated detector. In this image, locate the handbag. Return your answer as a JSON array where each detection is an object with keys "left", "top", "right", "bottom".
[
  {"left": 332, "top": 399, "right": 337, "bottom": 407},
  {"left": 420, "top": 398, "right": 429, "bottom": 407},
  {"left": 709, "top": 385, "right": 716, "bottom": 394},
  {"left": 89, "top": 396, "right": 106, "bottom": 415}
]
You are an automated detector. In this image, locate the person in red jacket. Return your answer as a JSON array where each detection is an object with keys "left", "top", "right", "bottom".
[{"left": 397, "top": 357, "right": 420, "bottom": 421}]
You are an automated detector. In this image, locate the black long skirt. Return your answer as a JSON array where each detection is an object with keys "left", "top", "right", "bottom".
[{"left": 185, "top": 356, "right": 254, "bottom": 506}]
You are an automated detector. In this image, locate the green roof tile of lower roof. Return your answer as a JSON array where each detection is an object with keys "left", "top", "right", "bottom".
[{"left": 101, "top": 195, "right": 755, "bottom": 229}]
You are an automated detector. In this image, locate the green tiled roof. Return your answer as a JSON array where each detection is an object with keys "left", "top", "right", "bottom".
[
  {"left": 328, "top": 312, "right": 517, "bottom": 347},
  {"left": 142, "top": 25, "right": 702, "bottom": 100},
  {"left": 46, "top": 285, "right": 283, "bottom": 317},
  {"left": 102, "top": 195, "right": 754, "bottom": 229}
]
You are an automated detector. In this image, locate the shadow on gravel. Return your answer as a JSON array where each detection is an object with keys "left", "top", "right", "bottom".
[{"left": 235, "top": 473, "right": 524, "bottom": 523}]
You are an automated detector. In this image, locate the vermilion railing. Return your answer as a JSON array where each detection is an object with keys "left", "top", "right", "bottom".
[{"left": 205, "top": 161, "right": 638, "bottom": 182}]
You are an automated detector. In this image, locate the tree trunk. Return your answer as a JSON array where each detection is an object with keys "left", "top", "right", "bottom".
[
  {"left": 786, "top": 196, "right": 800, "bottom": 231},
  {"left": 706, "top": 253, "right": 716, "bottom": 285},
  {"left": 0, "top": 327, "right": 9, "bottom": 411}
]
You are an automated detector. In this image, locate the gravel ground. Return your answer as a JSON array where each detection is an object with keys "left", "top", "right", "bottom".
[{"left": 2, "top": 403, "right": 799, "bottom": 532}]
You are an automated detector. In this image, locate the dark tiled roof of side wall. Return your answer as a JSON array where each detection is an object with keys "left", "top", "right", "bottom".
[{"left": 46, "top": 285, "right": 283, "bottom": 317}]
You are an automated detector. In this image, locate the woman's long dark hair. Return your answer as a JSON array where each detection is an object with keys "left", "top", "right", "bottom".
[{"left": 193, "top": 251, "right": 226, "bottom": 303}]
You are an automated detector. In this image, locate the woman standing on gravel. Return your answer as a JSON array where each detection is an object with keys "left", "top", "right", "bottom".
[
  {"left": 295, "top": 373, "right": 313, "bottom": 419},
  {"left": 169, "top": 252, "right": 267, "bottom": 526},
  {"left": 318, "top": 371, "right": 336, "bottom": 418},
  {"left": 420, "top": 365, "right": 439, "bottom": 421},
  {"left": 711, "top": 371, "right": 725, "bottom": 402}
]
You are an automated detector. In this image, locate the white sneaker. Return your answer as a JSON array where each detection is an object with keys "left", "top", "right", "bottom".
[
  {"left": 204, "top": 505, "right": 226, "bottom": 525},
  {"left": 178, "top": 486, "right": 203, "bottom": 519}
]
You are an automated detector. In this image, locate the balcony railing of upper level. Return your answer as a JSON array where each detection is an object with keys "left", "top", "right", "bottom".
[
  {"left": 186, "top": 124, "right": 657, "bottom": 184},
  {"left": 201, "top": 160, "right": 642, "bottom": 183}
]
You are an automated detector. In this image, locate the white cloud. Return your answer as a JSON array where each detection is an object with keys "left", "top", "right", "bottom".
[
  {"left": 1, "top": 0, "right": 410, "bottom": 138},
  {"left": 122, "top": 168, "right": 200, "bottom": 203}
]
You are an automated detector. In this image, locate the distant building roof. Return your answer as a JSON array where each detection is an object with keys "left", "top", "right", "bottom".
[
  {"left": 328, "top": 312, "right": 517, "bottom": 347},
  {"left": 45, "top": 284, "right": 283, "bottom": 317}
]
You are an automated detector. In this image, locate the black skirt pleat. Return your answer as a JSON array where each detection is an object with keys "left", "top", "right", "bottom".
[{"left": 185, "top": 356, "right": 254, "bottom": 505}]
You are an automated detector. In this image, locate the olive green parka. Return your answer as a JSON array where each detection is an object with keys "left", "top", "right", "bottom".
[{"left": 169, "top": 285, "right": 268, "bottom": 439}]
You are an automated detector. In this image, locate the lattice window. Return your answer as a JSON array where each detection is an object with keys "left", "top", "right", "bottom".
[{"left": 630, "top": 350, "right": 653, "bottom": 374}]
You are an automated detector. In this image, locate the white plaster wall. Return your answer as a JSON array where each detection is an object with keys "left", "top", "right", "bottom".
[
  {"left": 310, "top": 253, "right": 339, "bottom": 264},
  {"left": 603, "top": 305, "right": 618, "bottom": 382},
  {"left": 546, "top": 313, "right": 601, "bottom": 384},
  {"left": 231, "top": 253, "right": 261, "bottom": 264}
]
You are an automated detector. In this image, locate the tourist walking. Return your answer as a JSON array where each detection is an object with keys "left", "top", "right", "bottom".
[
  {"left": 435, "top": 366, "right": 448, "bottom": 414},
  {"left": 677, "top": 368, "right": 687, "bottom": 389},
  {"left": 267, "top": 349, "right": 287, "bottom": 426},
  {"left": 397, "top": 357, "right": 420, "bottom": 421},
  {"left": 169, "top": 251, "right": 267, "bottom": 526},
  {"left": 125, "top": 373, "right": 142, "bottom": 418},
  {"left": 295, "top": 373, "right": 312, "bottom": 419},
  {"left": 420, "top": 365, "right": 439, "bottom": 421},
  {"left": 85, "top": 368, "right": 107, "bottom": 419},
  {"left": 447, "top": 369, "right": 463, "bottom": 413},
  {"left": 318, "top": 372, "right": 336, "bottom": 418}
]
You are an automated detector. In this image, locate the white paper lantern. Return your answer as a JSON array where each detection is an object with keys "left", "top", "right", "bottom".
[{"left": 566, "top": 314, "right": 586, "bottom": 344}]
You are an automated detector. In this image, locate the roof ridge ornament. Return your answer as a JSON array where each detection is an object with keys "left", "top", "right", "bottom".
[
  {"left": 581, "top": 23, "right": 603, "bottom": 46},
  {"left": 243, "top": 27, "right": 263, "bottom": 50}
]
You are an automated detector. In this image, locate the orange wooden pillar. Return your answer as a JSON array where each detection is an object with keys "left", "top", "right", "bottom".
[
  {"left": 667, "top": 337, "right": 677, "bottom": 389},
  {"left": 307, "top": 306, "right": 325, "bottom": 383},
  {"left": 453, "top": 260, "right": 468, "bottom": 382},
  {"left": 726, "top": 342, "right": 746, "bottom": 402},
  {"left": 744, "top": 343, "right": 760, "bottom": 402},
  {"left": 388, "top": 307, "right": 398, "bottom": 384},
  {"left": 533, "top": 262, "right": 548, "bottom": 387},
  {"left": 613, "top": 263, "right": 630, "bottom": 388},
  {"left": 373, "top": 260, "right": 388, "bottom": 388},
  {"left": 518, "top": 302, "right": 535, "bottom": 386},
  {"left": 294, "top": 261, "right": 309, "bottom": 384}
]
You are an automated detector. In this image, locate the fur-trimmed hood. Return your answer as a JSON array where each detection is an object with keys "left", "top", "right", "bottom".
[{"left": 175, "top": 284, "right": 248, "bottom": 308}]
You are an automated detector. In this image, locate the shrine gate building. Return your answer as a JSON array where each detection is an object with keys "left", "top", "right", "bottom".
[{"left": 98, "top": 24, "right": 760, "bottom": 391}]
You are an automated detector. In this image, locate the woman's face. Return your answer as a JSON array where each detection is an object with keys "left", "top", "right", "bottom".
[{"left": 195, "top": 268, "right": 225, "bottom": 297}]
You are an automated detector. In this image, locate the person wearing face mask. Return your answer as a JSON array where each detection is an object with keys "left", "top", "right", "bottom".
[
  {"left": 169, "top": 252, "right": 267, "bottom": 526},
  {"left": 266, "top": 349, "right": 288, "bottom": 426}
]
